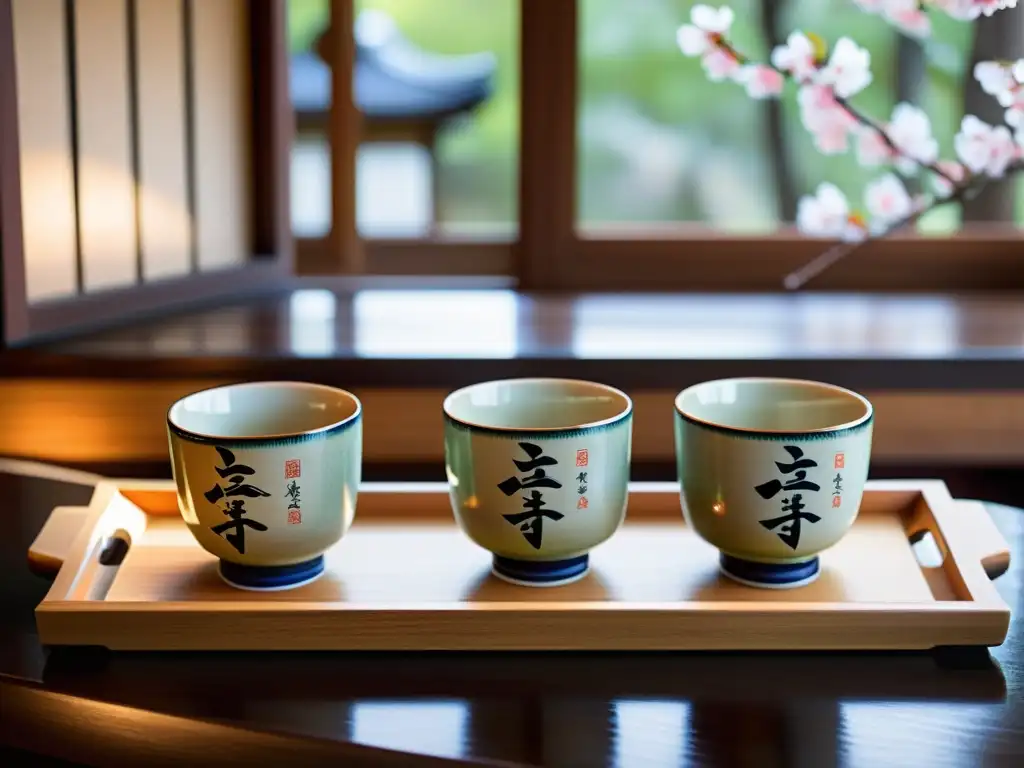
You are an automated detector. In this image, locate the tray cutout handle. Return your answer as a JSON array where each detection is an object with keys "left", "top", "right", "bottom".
[
  {"left": 28, "top": 505, "right": 92, "bottom": 577},
  {"left": 956, "top": 500, "right": 1012, "bottom": 581}
]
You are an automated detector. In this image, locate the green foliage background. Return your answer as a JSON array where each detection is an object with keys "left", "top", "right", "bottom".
[{"left": 287, "top": 0, "right": 1020, "bottom": 232}]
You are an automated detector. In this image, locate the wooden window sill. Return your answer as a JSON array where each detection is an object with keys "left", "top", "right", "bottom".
[{"left": 3, "top": 285, "right": 1024, "bottom": 468}]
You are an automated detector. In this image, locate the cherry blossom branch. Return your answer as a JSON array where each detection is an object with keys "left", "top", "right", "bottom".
[
  {"left": 833, "top": 95, "right": 959, "bottom": 185},
  {"left": 676, "top": 4, "right": 1024, "bottom": 288},
  {"left": 717, "top": 36, "right": 956, "bottom": 183},
  {"left": 784, "top": 161, "right": 1024, "bottom": 290}
]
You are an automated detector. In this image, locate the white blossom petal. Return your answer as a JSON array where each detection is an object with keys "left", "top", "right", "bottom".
[
  {"left": 796, "top": 182, "right": 851, "bottom": 238},
  {"left": 974, "top": 61, "right": 1015, "bottom": 98},
  {"left": 818, "top": 37, "right": 872, "bottom": 98},
  {"left": 954, "top": 115, "right": 1018, "bottom": 177},
  {"left": 676, "top": 24, "right": 709, "bottom": 57},
  {"left": 770, "top": 31, "right": 817, "bottom": 81},
  {"left": 702, "top": 47, "right": 741, "bottom": 82},
  {"left": 884, "top": 0, "right": 932, "bottom": 37},
  {"left": 1013, "top": 59, "right": 1024, "bottom": 83},
  {"left": 865, "top": 173, "right": 913, "bottom": 228},
  {"left": 691, "top": 5, "right": 734, "bottom": 34},
  {"left": 737, "top": 64, "right": 785, "bottom": 98},
  {"left": 888, "top": 102, "right": 939, "bottom": 168}
]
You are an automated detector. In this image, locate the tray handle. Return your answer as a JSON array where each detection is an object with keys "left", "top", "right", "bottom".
[
  {"left": 28, "top": 505, "right": 92, "bottom": 578},
  {"left": 955, "top": 500, "right": 1011, "bottom": 581}
]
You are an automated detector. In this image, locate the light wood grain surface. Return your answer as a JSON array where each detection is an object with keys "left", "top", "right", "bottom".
[{"left": 32, "top": 481, "right": 1011, "bottom": 652}]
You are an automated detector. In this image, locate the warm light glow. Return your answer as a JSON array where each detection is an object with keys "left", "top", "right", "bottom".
[
  {"left": 13, "top": 0, "right": 79, "bottom": 302},
  {"left": 18, "top": 151, "right": 78, "bottom": 301},
  {"left": 712, "top": 501, "right": 726, "bottom": 516},
  {"left": 76, "top": 156, "right": 140, "bottom": 291},
  {"left": 137, "top": 179, "right": 191, "bottom": 280}
]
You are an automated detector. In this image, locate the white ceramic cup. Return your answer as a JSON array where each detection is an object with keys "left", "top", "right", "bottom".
[
  {"left": 443, "top": 378, "right": 633, "bottom": 587},
  {"left": 167, "top": 381, "right": 362, "bottom": 591},
  {"left": 674, "top": 377, "right": 873, "bottom": 589}
]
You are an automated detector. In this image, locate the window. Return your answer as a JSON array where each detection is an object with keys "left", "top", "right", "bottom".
[
  {"left": 287, "top": 0, "right": 517, "bottom": 275},
  {"left": 289, "top": 0, "right": 1024, "bottom": 292},
  {"left": 1, "top": 0, "right": 291, "bottom": 345}
]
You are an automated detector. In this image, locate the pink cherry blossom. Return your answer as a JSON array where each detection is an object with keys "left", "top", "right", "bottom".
[
  {"left": 676, "top": 5, "right": 740, "bottom": 82},
  {"left": 770, "top": 32, "right": 818, "bottom": 82},
  {"left": 855, "top": 104, "right": 937, "bottom": 173},
  {"left": 954, "top": 115, "right": 1018, "bottom": 177},
  {"left": 817, "top": 37, "right": 873, "bottom": 98},
  {"left": 930, "top": 161, "right": 968, "bottom": 197},
  {"left": 888, "top": 103, "right": 939, "bottom": 173},
  {"left": 865, "top": 173, "right": 913, "bottom": 228},
  {"left": 856, "top": 127, "right": 893, "bottom": 167},
  {"left": 676, "top": 5, "right": 734, "bottom": 56},
  {"left": 974, "top": 61, "right": 1016, "bottom": 101},
  {"left": 884, "top": 0, "right": 932, "bottom": 37},
  {"left": 736, "top": 64, "right": 785, "bottom": 98},
  {"left": 799, "top": 85, "right": 858, "bottom": 154},
  {"left": 851, "top": 0, "right": 888, "bottom": 10},
  {"left": 797, "top": 183, "right": 858, "bottom": 239},
  {"left": 702, "top": 47, "right": 742, "bottom": 81},
  {"left": 936, "top": 0, "right": 1018, "bottom": 18},
  {"left": 1003, "top": 89, "right": 1024, "bottom": 135},
  {"left": 974, "top": 0, "right": 1019, "bottom": 17}
]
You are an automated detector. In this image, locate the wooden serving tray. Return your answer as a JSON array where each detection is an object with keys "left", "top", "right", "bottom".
[{"left": 30, "top": 480, "right": 1012, "bottom": 651}]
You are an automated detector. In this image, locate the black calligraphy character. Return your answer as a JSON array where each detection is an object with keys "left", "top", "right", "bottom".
[
  {"left": 209, "top": 499, "right": 269, "bottom": 554},
  {"left": 833, "top": 473, "right": 843, "bottom": 492},
  {"left": 576, "top": 472, "right": 588, "bottom": 484},
  {"left": 285, "top": 480, "right": 301, "bottom": 509},
  {"left": 754, "top": 445, "right": 821, "bottom": 500},
  {"left": 759, "top": 494, "right": 821, "bottom": 550},
  {"left": 204, "top": 446, "right": 272, "bottom": 503},
  {"left": 502, "top": 490, "right": 564, "bottom": 549},
  {"left": 497, "top": 442, "right": 563, "bottom": 496}
]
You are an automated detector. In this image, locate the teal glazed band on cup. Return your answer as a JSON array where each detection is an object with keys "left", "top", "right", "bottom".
[
  {"left": 674, "top": 377, "right": 874, "bottom": 589},
  {"left": 167, "top": 381, "right": 363, "bottom": 591},
  {"left": 443, "top": 378, "right": 633, "bottom": 587}
]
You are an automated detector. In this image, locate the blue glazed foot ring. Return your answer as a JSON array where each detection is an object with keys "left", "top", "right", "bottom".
[
  {"left": 719, "top": 553, "right": 820, "bottom": 589},
  {"left": 219, "top": 555, "right": 325, "bottom": 591},
  {"left": 492, "top": 554, "right": 590, "bottom": 587}
]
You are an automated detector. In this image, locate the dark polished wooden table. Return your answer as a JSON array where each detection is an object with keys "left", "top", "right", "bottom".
[{"left": 2, "top": 462, "right": 1022, "bottom": 767}]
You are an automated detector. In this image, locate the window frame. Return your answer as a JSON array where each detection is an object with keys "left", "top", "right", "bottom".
[
  {"left": 301, "top": 0, "right": 1024, "bottom": 292},
  {"left": 0, "top": 0, "right": 294, "bottom": 347}
]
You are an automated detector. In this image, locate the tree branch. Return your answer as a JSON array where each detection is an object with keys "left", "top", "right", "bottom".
[
  {"left": 783, "top": 162, "right": 1023, "bottom": 290},
  {"left": 717, "top": 38, "right": 957, "bottom": 184}
]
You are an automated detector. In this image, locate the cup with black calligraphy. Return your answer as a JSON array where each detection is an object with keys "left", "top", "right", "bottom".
[
  {"left": 167, "top": 381, "right": 362, "bottom": 591},
  {"left": 443, "top": 378, "right": 633, "bottom": 587},
  {"left": 674, "top": 377, "right": 873, "bottom": 589}
]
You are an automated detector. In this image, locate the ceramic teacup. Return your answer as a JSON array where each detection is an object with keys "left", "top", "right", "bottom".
[
  {"left": 674, "top": 377, "right": 873, "bottom": 589},
  {"left": 167, "top": 381, "right": 362, "bottom": 591},
  {"left": 443, "top": 378, "right": 633, "bottom": 587}
]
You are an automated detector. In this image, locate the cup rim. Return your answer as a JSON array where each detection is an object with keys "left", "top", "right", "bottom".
[
  {"left": 443, "top": 377, "right": 633, "bottom": 435},
  {"left": 167, "top": 381, "right": 362, "bottom": 444},
  {"left": 674, "top": 377, "right": 873, "bottom": 437}
]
